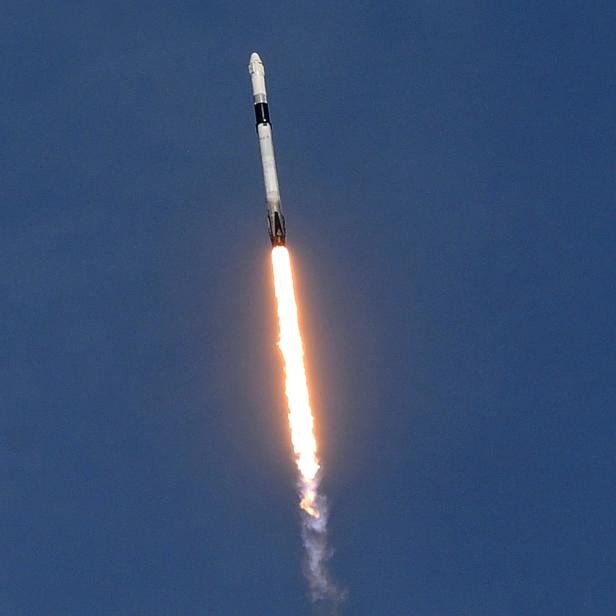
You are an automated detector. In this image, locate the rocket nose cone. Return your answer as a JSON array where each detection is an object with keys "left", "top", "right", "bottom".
[{"left": 248, "top": 52, "right": 265, "bottom": 75}]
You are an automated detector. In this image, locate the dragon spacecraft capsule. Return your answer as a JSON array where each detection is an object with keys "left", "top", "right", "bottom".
[{"left": 248, "top": 52, "right": 287, "bottom": 246}]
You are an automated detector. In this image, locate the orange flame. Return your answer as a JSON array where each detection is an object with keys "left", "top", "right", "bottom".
[{"left": 271, "top": 246, "right": 321, "bottom": 519}]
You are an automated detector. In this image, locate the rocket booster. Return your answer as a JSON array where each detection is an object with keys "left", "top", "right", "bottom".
[{"left": 248, "top": 52, "right": 287, "bottom": 246}]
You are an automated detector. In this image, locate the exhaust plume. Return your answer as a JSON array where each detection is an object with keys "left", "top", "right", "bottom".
[{"left": 271, "top": 246, "right": 343, "bottom": 605}]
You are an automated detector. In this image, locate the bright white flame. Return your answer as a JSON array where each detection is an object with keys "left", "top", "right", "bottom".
[
  {"left": 271, "top": 246, "right": 343, "bottom": 603},
  {"left": 272, "top": 246, "right": 320, "bottom": 517}
]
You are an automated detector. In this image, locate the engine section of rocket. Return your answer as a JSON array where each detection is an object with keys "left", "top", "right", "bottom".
[{"left": 248, "top": 52, "right": 287, "bottom": 246}]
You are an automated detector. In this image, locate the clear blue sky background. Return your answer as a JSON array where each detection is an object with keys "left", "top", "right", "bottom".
[{"left": 3, "top": 2, "right": 614, "bottom": 614}]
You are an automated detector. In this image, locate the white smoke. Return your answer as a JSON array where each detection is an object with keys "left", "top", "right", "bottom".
[{"left": 298, "top": 480, "right": 347, "bottom": 609}]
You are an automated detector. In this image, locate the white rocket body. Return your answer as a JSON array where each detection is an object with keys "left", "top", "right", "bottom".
[{"left": 248, "top": 53, "right": 286, "bottom": 246}]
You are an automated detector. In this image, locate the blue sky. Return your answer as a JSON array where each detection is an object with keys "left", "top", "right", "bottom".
[{"left": 3, "top": 2, "right": 615, "bottom": 614}]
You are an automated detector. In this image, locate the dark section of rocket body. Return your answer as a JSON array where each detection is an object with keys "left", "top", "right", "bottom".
[{"left": 249, "top": 53, "right": 287, "bottom": 247}]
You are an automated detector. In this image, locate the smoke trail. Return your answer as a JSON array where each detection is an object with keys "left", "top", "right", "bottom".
[{"left": 271, "top": 246, "right": 344, "bottom": 605}]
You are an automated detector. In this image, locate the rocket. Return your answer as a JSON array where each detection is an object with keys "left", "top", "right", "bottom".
[{"left": 248, "top": 52, "right": 287, "bottom": 246}]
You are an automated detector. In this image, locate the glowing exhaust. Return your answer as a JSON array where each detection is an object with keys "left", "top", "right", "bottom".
[{"left": 271, "top": 246, "right": 342, "bottom": 602}]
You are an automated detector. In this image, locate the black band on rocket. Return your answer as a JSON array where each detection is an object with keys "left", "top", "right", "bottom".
[{"left": 254, "top": 102, "right": 270, "bottom": 125}]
